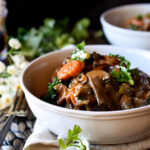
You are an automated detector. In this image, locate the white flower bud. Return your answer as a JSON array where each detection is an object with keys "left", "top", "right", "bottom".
[
  {"left": 0, "top": 85, "right": 9, "bottom": 95},
  {"left": 19, "top": 62, "right": 29, "bottom": 70},
  {"left": 7, "top": 65, "right": 18, "bottom": 75},
  {"left": 0, "top": 61, "right": 6, "bottom": 73},
  {"left": 8, "top": 38, "right": 21, "bottom": 49},
  {"left": 1, "top": 93, "right": 14, "bottom": 108},
  {"left": 0, "top": 101, "right": 6, "bottom": 110},
  {"left": 11, "top": 55, "right": 26, "bottom": 68},
  {"left": 82, "top": 139, "right": 90, "bottom": 150},
  {"left": 7, "top": 76, "right": 20, "bottom": 89}
]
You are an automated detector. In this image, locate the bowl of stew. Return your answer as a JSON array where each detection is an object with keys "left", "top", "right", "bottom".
[
  {"left": 100, "top": 4, "right": 150, "bottom": 49},
  {"left": 21, "top": 44, "right": 150, "bottom": 144}
]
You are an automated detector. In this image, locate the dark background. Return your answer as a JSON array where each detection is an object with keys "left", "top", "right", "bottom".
[{"left": 6, "top": 0, "right": 150, "bottom": 35}]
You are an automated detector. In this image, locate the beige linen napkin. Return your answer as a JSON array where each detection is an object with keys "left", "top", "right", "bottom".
[{"left": 24, "top": 120, "right": 150, "bottom": 150}]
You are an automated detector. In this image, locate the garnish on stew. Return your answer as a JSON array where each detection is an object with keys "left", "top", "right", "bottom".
[{"left": 44, "top": 42, "right": 150, "bottom": 111}]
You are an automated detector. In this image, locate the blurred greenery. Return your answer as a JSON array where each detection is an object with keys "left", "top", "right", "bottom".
[{"left": 16, "top": 18, "right": 91, "bottom": 60}]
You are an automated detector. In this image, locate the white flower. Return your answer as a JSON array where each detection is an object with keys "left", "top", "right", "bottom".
[
  {"left": 11, "top": 55, "right": 26, "bottom": 68},
  {"left": 1, "top": 94, "right": 14, "bottom": 108},
  {"left": 0, "top": 61, "right": 6, "bottom": 73},
  {"left": 82, "top": 139, "right": 90, "bottom": 150},
  {"left": 7, "top": 65, "right": 18, "bottom": 75},
  {"left": 0, "top": 78, "right": 5, "bottom": 84},
  {"left": 7, "top": 76, "right": 20, "bottom": 89},
  {"left": 0, "top": 85, "right": 9, "bottom": 95},
  {"left": 0, "top": 101, "right": 6, "bottom": 110},
  {"left": 8, "top": 38, "right": 21, "bottom": 49},
  {"left": 19, "top": 61, "right": 29, "bottom": 70}
]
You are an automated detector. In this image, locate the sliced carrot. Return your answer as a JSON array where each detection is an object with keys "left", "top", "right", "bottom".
[
  {"left": 69, "top": 87, "right": 76, "bottom": 105},
  {"left": 57, "top": 60, "right": 85, "bottom": 80},
  {"left": 129, "top": 18, "right": 143, "bottom": 26},
  {"left": 71, "top": 94, "right": 76, "bottom": 105}
]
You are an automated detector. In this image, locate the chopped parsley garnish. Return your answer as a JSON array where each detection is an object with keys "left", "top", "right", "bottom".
[
  {"left": 111, "top": 67, "right": 134, "bottom": 85},
  {"left": 110, "top": 54, "right": 134, "bottom": 85},
  {"left": 129, "top": 24, "right": 138, "bottom": 30},
  {"left": 137, "top": 14, "right": 143, "bottom": 19},
  {"left": 71, "top": 41, "right": 91, "bottom": 61},
  {"left": 0, "top": 72, "right": 11, "bottom": 78},
  {"left": 76, "top": 41, "right": 85, "bottom": 50},
  {"left": 44, "top": 76, "right": 61, "bottom": 103},
  {"left": 58, "top": 125, "right": 86, "bottom": 150},
  {"left": 120, "top": 60, "right": 131, "bottom": 70}
]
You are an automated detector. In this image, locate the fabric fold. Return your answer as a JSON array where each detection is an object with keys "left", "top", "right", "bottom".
[{"left": 24, "top": 120, "right": 150, "bottom": 150}]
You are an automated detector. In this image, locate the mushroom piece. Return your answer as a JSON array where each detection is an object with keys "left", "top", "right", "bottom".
[
  {"left": 86, "top": 70, "right": 110, "bottom": 105},
  {"left": 54, "top": 84, "right": 68, "bottom": 105},
  {"left": 120, "top": 95, "right": 133, "bottom": 109}
]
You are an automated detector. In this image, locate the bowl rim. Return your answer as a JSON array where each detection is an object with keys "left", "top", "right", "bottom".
[
  {"left": 20, "top": 45, "right": 150, "bottom": 117},
  {"left": 100, "top": 3, "right": 150, "bottom": 36}
]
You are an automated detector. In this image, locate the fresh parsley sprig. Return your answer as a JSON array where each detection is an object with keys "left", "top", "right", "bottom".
[
  {"left": 110, "top": 54, "right": 134, "bottom": 85},
  {"left": 111, "top": 67, "right": 134, "bottom": 85},
  {"left": 6, "top": 38, "right": 22, "bottom": 64},
  {"left": 71, "top": 41, "right": 91, "bottom": 61},
  {"left": 120, "top": 60, "right": 131, "bottom": 70},
  {"left": 58, "top": 125, "right": 86, "bottom": 150},
  {"left": 76, "top": 41, "right": 85, "bottom": 50},
  {"left": 44, "top": 76, "right": 61, "bottom": 103}
]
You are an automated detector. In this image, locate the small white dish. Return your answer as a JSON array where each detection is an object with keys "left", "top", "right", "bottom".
[
  {"left": 100, "top": 4, "right": 150, "bottom": 50},
  {"left": 21, "top": 45, "right": 150, "bottom": 144}
]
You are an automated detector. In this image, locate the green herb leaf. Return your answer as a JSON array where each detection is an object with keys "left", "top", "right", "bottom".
[
  {"left": 16, "top": 18, "right": 91, "bottom": 60},
  {"left": 71, "top": 41, "right": 91, "bottom": 61},
  {"left": 137, "top": 14, "right": 143, "bottom": 19},
  {"left": 66, "top": 125, "right": 81, "bottom": 144},
  {"left": 120, "top": 60, "right": 131, "bottom": 70},
  {"left": 111, "top": 67, "right": 134, "bottom": 85},
  {"left": 0, "top": 72, "right": 11, "bottom": 78},
  {"left": 94, "top": 30, "right": 103, "bottom": 38},
  {"left": 58, "top": 139, "right": 65, "bottom": 149},
  {"left": 76, "top": 41, "right": 85, "bottom": 50},
  {"left": 110, "top": 54, "right": 134, "bottom": 85},
  {"left": 129, "top": 24, "right": 138, "bottom": 30},
  {"left": 55, "top": 34, "right": 75, "bottom": 49},
  {"left": 111, "top": 70, "right": 120, "bottom": 79},
  {"left": 72, "top": 18, "right": 90, "bottom": 42},
  {"left": 44, "top": 76, "right": 61, "bottom": 103},
  {"left": 58, "top": 125, "right": 86, "bottom": 150}
]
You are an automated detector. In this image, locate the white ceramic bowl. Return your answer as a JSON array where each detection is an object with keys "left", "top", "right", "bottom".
[
  {"left": 21, "top": 45, "right": 150, "bottom": 144},
  {"left": 100, "top": 4, "right": 150, "bottom": 50}
]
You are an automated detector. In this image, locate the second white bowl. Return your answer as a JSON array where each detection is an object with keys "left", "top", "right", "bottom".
[{"left": 100, "top": 4, "right": 150, "bottom": 50}]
